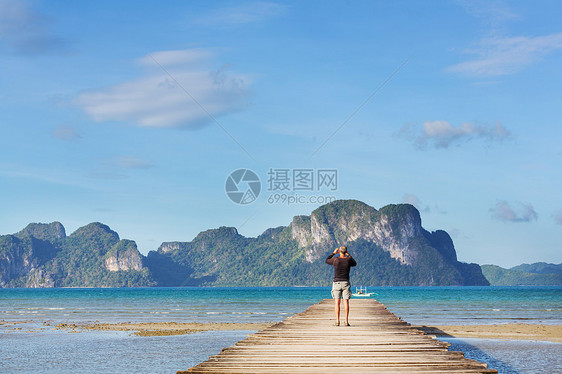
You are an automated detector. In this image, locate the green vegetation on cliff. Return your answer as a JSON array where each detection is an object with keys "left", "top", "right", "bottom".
[
  {"left": 150, "top": 226, "right": 306, "bottom": 286},
  {"left": 0, "top": 222, "right": 154, "bottom": 288},
  {"left": 149, "top": 200, "right": 489, "bottom": 287},
  {"left": 1, "top": 200, "right": 496, "bottom": 287},
  {"left": 511, "top": 262, "right": 562, "bottom": 275},
  {"left": 481, "top": 264, "right": 562, "bottom": 286}
]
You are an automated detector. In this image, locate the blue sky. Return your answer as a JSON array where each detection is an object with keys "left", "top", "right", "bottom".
[{"left": 1, "top": 0, "right": 561, "bottom": 267}]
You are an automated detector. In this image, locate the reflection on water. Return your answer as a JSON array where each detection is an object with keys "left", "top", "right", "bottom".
[
  {"left": 1, "top": 327, "right": 252, "bottom": 374},
  {"left": 443, "top": 337, "right": 562, "bottom": 374}
]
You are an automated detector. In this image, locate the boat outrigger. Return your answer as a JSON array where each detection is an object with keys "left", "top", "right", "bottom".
[{"left": 352, "top": 286, "right": 375, "bottom": 297}]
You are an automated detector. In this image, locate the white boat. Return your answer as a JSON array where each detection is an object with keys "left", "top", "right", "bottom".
[{"left": 352, "top": 286, "right": 374, "bottom": 297}]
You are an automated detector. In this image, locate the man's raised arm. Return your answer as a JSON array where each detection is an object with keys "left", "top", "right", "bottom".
[
  {"left": 347, "top": 253, "right": 357, "bottom": 267},
  {"left": 325, "top": 248, "right": 339, "bottom": 265}
]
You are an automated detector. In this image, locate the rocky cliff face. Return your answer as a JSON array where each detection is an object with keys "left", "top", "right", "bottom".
[
  {"left": 25, "top": 268, "right": 56, "bottom": 288},
  {"left": 290, "top": 216, "right": 312, "bottom": 249},
  {"left": 1, "top": 200, "right": 490, "bottom": 287},
  {"left": 0, "top": 236, "right": 40, "bottom": 287},
  {"left": 104, "top": 240, "right": 144, "bottom": 272},
  {"left": 286, "top": 200, "right": 488, "bottom": 286},
  {"left": 424, "top": 229, "right": 457, "bottom": 263},
  {"left": 154, "top": 200, "right": 489, "bottom": 286},
  {"left": 292, "top": 201, "right": 425, "bottom": 265},
  {"left": 159, "top": 242, "right": 181, "bottom": 253},
  {"left": 0, "top": 224, "right": 62, "bottom": 288},
  {"left": 0, "top": 222, "right": 154, "bottom": 288}
]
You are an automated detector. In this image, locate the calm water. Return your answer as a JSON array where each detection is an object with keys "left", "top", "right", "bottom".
[{"left": 1, "top": 286, "right": 561, "bottom": 373}]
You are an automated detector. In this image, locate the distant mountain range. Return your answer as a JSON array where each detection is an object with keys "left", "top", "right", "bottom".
[
  {"left": 0, "top": 199, "right": 557, "bottom": 288},
  {"left": 481, "top": 263, "right": 562, "bottom": 286},
  {"left": 0, "top": 222, "right": 154, "bottom": 288}
]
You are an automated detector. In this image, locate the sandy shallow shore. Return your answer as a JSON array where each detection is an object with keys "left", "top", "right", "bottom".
[
  {"left": 47, "top": 321, "right": 562, "bottom": 342},
  {"left": 7, "top": 320, "right": 559, "bottom": 342},
  {"left": 53, "top": 321, "right": 274, "bottom": 336},
  {"left": 415, "top": 324, "right": 562, "bottom": 343}
]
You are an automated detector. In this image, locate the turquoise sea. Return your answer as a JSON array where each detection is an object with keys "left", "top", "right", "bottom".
[{"left": 1, "top": 286, "right": 561, "bottom": 373}]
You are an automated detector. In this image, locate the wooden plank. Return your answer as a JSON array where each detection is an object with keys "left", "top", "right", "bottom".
[{"left": 178, "top": 299, "right": 497, "bottom": 374}]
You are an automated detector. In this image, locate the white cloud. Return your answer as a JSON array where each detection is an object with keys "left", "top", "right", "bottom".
[
  {"left": 195, "top": 2, "right": 285, "bottom": 26},
  {"left": 75, "top": 49, "right": 252, "bottom": 129},
  {"left": 0, "top": 0, "right": 69, "bottom": 55},
  {"left": 490, "top": 200, "right": 538, "bottom": 223},
  {"left": 402, "top": 193, "right": 430, "bottom": 214},
  {"left": 447, "top": 33, "right": 562, "bottom": 76},
  {"left": 399, "top": 120, "right": 510, "bottom": 149}
]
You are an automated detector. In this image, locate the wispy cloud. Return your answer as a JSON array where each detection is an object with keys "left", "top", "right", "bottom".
[
  {"left": 195, "top": 2, "right": 285, "bottom": 26},
  {"left": 89, "top": 156, "right": 153, "bottom": 180},
  {"left": 53, "top": 125, "right": 81, "bottom": 141},
  {"left": 402, "top": 194, "right": 447, "bottom": 215},
  {"left": 89, "top": 171, "right": 128, "bottom": 180},
  {"left": 0, "top": 163, "right": 94, "bottom": 189},
  {"left": 399, "top": 120, "right": 510, "bottom": 149},
  {"left": 553, "top": 210, "right": 562, "bottom": 225},
  {"left": 0, "top": 0, "right": 70, "bottom": 55},
  {"left": 402, "top": 194, "right": 430, "bottom": 214},
  {"left": 451, "top": 1, "right": 562, "bottom": 76},
  {"left": 490, "top": 200, "right": 538, "bottom": 223},
  {"left": 75, "top": 49, "right": 252, "bottom": 129},
  {"left": 136, "top": 49, "right": 213, "bottom": 67},
  {"left": 113, "top": 156, "right": 153, "bottom": 169},
  {"left": 90, "top": 155, "right": 154, "bottom": 179},
  {"left": 457, "top": 0, "right": 519, "bottom": 29},
  {"left": 433, "top": 205, "right": 448, "bottom": 214},
  {"left": 447, "top": 33, "right": 562, "bottom": 76}
]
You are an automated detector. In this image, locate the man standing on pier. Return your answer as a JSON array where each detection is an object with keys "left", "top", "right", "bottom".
[{"left": 325, "top": 246, "right": 357, "bottom": 326}]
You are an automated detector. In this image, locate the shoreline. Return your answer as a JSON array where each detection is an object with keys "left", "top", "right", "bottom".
[
  {"left": 43, "top": 320, "right": 562, "bottom": 342},
  {"left": 4, "top": 319, "right": 561, "bottom": 342},
  {"left": 415, "top": 323, "right": 562, "bottom": 343},
  {"left": 52, "top": 321, "right": 274, "bottom": 336}
]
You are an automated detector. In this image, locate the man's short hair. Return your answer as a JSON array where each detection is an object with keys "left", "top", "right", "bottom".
[{"left": 339, "top": 246, "right": 348, "bottom": 254}]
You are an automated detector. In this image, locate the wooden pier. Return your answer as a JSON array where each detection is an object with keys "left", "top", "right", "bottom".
[{"left": 178, "top": 299, "right": 497, "bottom": 373}]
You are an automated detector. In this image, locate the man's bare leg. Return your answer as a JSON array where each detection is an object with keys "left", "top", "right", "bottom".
[
  {"left": 343, "top": 299, "right": 350, "bottom": 324},
  {"left": 334, "top": 298, "right": 341, "bottom": 324}
]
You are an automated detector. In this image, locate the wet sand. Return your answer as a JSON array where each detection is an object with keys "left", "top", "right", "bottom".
[
  {"left": 49, "top": 320, "right": 562, "bottom": 342},
  {"left": 415, "top": 323, "right": 562, "bottom": 343},
  {"left": 54, "top": 321, "right": 274, "bottom": 336}
]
